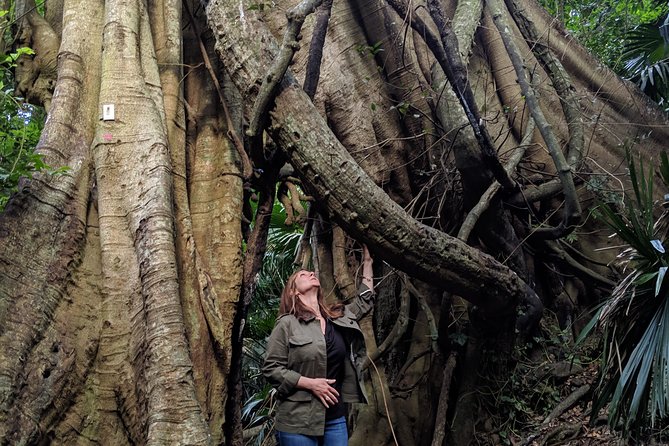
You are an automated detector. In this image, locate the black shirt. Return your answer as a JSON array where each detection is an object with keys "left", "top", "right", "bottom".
[{"left": 324, "top": 319, "right": 347, "bottom": 420}]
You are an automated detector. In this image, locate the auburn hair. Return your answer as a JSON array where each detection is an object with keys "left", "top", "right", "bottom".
[{"left": 279, "top": 270, "right": 344, "bottom": 320}]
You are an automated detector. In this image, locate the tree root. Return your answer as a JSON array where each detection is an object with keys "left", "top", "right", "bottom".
[
  {"left": 302, "top": 0, "right": 333, "bottom": 99},
  {"left": 544, "top": 240, "right": 615, "bottom": 287},
  {"left": 487, "top": 0, "right": 581, "bottom": 240},
  {"left": 540, "top": 422, "right": 584, "bottom": 446},
  {"left": 431, "top": 352, "right": 458, "bottom": 446},
  {"left": 277, "top": 180, "right": 312, "bottom": 226},
  {"left": 362, "top": 283, "right": 410, "bottom": 369},
  {"left": 405, "top": 278, "right": 439, "bottom": 354},
  {"left": 386, "top": 0, "right": 516, "bottom": 190},
  {"left": 247, "top": 0, "right": 323, "bottom": 139},
  {"left": 543, "top": 384, "right": 591, "bottom": 424},
  {"left": 458, "top": 117, "right": 536, "bottom": 241},
  {"left": 332, "top": 226, "right": 357, "bottom": 299}
]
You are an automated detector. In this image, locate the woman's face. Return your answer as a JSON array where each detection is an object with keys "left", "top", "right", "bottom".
[{"left": 293, "top": 270, "right": 320, "bottom": 295}]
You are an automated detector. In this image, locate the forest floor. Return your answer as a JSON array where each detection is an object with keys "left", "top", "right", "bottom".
[{"left": 474, "top": 313, "right": 669, "bottom": 446}]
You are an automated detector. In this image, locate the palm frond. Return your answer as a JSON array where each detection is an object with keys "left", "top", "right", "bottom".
[{"left": 590, "top": 150, "right": 669, "bottom": 435}]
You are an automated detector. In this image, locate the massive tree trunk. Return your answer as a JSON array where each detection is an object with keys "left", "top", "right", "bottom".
[{"left": 0, "top": 0, "right": 667, "bottom": 445}]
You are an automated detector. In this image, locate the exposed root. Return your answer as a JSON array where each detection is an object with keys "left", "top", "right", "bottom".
[
  {"left": 362, "top": 283, "right": 410, "bottom": 369},
  {"left": 277, "top": 180, "right": 312, "bottom": 226},
  {"left": 332, "top": 226, "right": 357, "bottom": 299},
  {"left": 431, "top": 352, "right": 458, "bottom": 446},
  {"left": 458, "top": 117, "right": 536, "bottom": 241},
  {"left": 543, "top": 384, "right": 590, "bottom": 424},
  {"left": 183, "top": 1, "right": 252, "bottom": 179}
]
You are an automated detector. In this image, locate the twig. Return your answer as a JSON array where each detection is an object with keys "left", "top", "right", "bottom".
[
  {"left": 183, "top": 0, "right": 252, "bottom": 179},
  {"left": 247, "top": 0, "right": 323, "bottom": 138},
  {"left": 488, "top": 0, "right": 581, "bottom": 239}
]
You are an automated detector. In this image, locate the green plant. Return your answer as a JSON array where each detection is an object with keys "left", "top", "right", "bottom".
[
  {"left": 582, "top": 150, "right": 669, "bottom": 436},
  {"left": 0, "top": 45, "right": 51, "bottom": 210},
  {"left": 621, "top": 13, "right": 669, "bottom": 108}
]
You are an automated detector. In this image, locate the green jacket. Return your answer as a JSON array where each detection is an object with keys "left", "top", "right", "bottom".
[{"left": 262, "top": 284, "right": 374, "bottom": 436}]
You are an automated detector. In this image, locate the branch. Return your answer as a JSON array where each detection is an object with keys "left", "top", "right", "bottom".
[
  {"left": 247, "top": 0, "right": 323, "bottom": 138},
  {"left": 386, "top": 0, "right": 516, "bottom": 190},
  {"left": 487, "top": 0, "right": 581, "bottom": 239},
  {"left": 207, "top": 0, "right": 541, "bottom": 315}
]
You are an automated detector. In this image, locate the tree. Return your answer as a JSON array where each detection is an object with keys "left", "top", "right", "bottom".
[{"left": 0, "top": 0, "right": 668, "bottom": 445}]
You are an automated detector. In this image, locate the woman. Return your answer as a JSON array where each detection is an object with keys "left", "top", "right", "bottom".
[{"left": 262, "top": 246, "right": 374, "bottom": 446}]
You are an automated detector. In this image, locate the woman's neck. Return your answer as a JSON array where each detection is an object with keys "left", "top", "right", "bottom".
[{"left": 299, "top": 290, "right": 321, "bottom": 317}]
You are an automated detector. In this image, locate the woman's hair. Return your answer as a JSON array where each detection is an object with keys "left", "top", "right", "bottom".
[{"left": 279, "top": 270, "right": 344, "bottom": 320}]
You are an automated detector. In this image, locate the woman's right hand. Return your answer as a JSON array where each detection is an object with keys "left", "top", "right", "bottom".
[{"left": 297, "top": 377, "right": 339, "bottom": 408}]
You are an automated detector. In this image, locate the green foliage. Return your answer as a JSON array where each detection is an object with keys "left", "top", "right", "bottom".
[
  {"left": 583, "top": 150, "right": 669, "bottom": 435},
  {"left": 0, "top": 4, "right": 64, "bottom": 210},
  {"left": 0, "top": 39, "right": 49, "bottom": 210},
  {"left": 621, "top": 14, "right": 669, "bottom": 108},
  {"left": 539, "top": 0, "right": 669, "bottom": 70}
]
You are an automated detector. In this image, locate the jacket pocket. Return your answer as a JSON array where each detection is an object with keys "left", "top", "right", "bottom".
[
  {"left": 287, "top": 336, "right": 317, "bottom": 369},
  {"left": 288, "top": 336, "right": 313, "bottom": 347}
]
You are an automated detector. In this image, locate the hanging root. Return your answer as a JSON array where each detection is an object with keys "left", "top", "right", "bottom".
[
  {"left": 332, "top": 226, "right": 357, "bottom": 299},
  {"left": 247, "top": 0, "right": 324, "bottom": 139},
  {"left": 386, "top": 0, "right": 516, "bottom": 189},
  {"left": 487, "top": 0, "right": 581, "bottom": 240},
  {"left": 458, "top": 117, "right": 536, "bottom": 241},
  {"left": 302, "top": 0, "right": 334, "bottom": 99},
  {"left": 362, "top": 283, "right": 410, "bottom": 369}
]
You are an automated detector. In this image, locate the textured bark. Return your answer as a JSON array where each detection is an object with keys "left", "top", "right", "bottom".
[
  {"left": 207, "top": 0, "right": 536, "bottom": 316},
  {"left": 2, "top": 0, "right": 669, "bottom": 445}
]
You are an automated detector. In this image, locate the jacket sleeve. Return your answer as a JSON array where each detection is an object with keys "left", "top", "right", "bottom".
[
  {"left": 345, "top": 283, "right": 375, "bottom": 320},
  {"left": 262, "top": 317, "right": 301, "bottom": 398}
]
